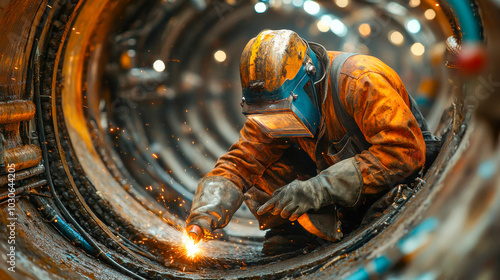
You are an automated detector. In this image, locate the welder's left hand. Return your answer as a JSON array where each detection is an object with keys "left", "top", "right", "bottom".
[
  {"left": 256, "top": 179, "right": 326, "bottom": 221},
  {"left": 256, "top": 158, "right": 364, "bottom": 221}
]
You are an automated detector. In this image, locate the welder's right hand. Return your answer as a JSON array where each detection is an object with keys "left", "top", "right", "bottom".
[{"left": 185, "top": 176, "right": 244, "bottom": 242}]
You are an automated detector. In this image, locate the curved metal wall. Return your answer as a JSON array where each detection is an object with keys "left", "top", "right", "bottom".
[{"left": 0, "top": 0, "right": 498, "bottom": 279}]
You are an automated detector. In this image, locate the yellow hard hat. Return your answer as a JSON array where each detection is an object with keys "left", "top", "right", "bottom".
[
  {"left": 239, "top": 29, "right": 322, "bottom": 138},
  {"left": 240, "top": 29, "right": 309, "bottom": 94}
]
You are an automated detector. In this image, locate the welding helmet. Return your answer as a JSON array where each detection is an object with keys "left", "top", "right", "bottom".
[{"left": 240, "top": 29, "right": 323, "bottom": 138}]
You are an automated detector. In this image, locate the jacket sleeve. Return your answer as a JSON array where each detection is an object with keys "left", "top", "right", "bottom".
[
  {"left": 206, "top": 120, "right": 292, "bottom": 192},
  {"left": 343, "top": 71, "right": 426, "bottom": 195}
]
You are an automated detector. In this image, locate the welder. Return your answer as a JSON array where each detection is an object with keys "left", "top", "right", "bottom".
[{"left": 185, "top": 29, "right": 435, "bottom": 256}]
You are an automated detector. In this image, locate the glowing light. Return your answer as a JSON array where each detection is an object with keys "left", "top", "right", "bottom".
[
  {"left": 424, "top": 9, "right": 436, "bottom": 20},
  {"left": 185, "top": 238, "right": 199, "bottom": 259},
  {"left": 411, "top": 42, "right": 425, "bottom": 56},
  {"left": 358, "top": 23, "right": 371, "bottom": 37},
  {"left": 388, "top": 30, "right": 404, "bottom": 46},
  {"left": 409, "top": 0, "right": 420, "bottom": 8},
  {"left": 254, "top": 2, "right": 267, "bottom": 13},
  {"left": 179, "top": 231, "right": 206, "bottom": 261},
  {"left": 321, "top": 14, "right": 333, "bottom": 22},
  {"left": 335, "top": 0, "right": 349, "bottom": 8},
  {"left": 317, "top": 15, "right": 332, "bottom": 33},
  {"left": 330, "top": 19, "right": 347, "bottom": 37},
  {"left": 153, "top": 60, "right": 165, "bottom": 72},
  {"left": 303, "top": 1, "right": 320, "bottom": 15},
  {"left": 406, "top": 19, "right": 421, "bottom": 33},
  {"left": 127, "top": 49, "right": 136, "bottom": 57},
  {"left": 386, "top": 2, "right": 406, "bottom": 16},
  {"left": 317, "top": 18, "right": 330, "bottom": 32},
  {"left": 292, "top": 0, "right": 304, "bottom": 7},
  {"left": 214, "top": 50, "right": 227, "bottom": 62}
]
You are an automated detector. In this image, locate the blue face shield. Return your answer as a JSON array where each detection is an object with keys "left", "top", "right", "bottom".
[{"left": 241, "top": 46, "right": 321, "bottom": 138}]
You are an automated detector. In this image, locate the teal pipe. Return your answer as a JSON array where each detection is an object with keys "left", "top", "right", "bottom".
[
  {"left": 445, "top": 0, "right": 482, "bottom": 42},
  {"left": 30, "top": 196, "right": 94, "bottom": 254}
]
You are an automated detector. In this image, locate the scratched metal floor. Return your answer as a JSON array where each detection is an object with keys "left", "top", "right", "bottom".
[{"left": 0, "top": 0, "right": 499, "bottom": 279}]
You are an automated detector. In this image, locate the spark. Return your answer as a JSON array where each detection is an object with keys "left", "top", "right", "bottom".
[
  {"left": 184, "top": 238, "right": 199, "bottom": 259},
  {"left": 178, "top": 231, "right": 206, "bottom": 261}
]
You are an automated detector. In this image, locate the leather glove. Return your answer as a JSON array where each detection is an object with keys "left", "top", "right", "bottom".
[
  {"left": 185, "top": 176, "right": 243, "bottom": 243},
  {"left": 257, "top": 157, "right": 363, "bottom": 221}
]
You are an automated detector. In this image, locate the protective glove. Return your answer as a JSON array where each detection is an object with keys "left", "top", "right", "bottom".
[
  {"left": 257, "top": 157, "right": 363, "bottom": 221},
  {"left": 185, "top": 176, "right": 243, "bottom": 243}
]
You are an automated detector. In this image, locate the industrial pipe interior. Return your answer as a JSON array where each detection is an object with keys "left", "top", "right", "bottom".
[{"left": 0, "top": 0, "right": 499, "bottom": 279}]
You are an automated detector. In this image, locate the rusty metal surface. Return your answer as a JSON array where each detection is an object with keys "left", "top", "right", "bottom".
[
  {"left": 0, "top": 0, "right": 498, "bottom": 279},
  {"left": 58, "top": 0, "right": 184, "bottom": 250},
  {"left": 0, "top": 101, "right": 36, "bottom": 124},
  {"left": 0, "top": 199, "right": 133, "bottom": 280},
  {"left": 3, "top": 144, "right": 42, "bottom": 172},
  {"left": 0, "top": 165, "right": 45, "bottom": 186},
  {"left": 0, "top": 0, "right": 46, "bottom": 100},
  {"left": 0, "top": 179, "right": 46, "bottom": 202}
]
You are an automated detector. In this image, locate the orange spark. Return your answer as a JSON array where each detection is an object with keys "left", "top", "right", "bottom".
[{"left": 179, "top": 231, "right": 206, "bottom": 261}]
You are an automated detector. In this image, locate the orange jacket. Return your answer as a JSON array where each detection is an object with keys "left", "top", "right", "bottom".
[{"left": 206, "top": 52, "right": 426, "bottom": 202}]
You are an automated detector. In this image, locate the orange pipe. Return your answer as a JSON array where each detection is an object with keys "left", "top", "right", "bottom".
[
  {"left": 3, "top": 144, "right": 42, "bottom": 172},
  {"left": 0, "top": 100, "right": 36, "bottom": 124}
]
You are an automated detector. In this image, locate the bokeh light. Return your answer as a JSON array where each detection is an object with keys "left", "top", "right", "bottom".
[
  {"left": 330, "top": 19, "right": 348, "bottom": 37},
  {"left": 388, "top": 30, "right": 405, "bottom": 46},
  {"left": 335, "top": 0, "right": 349, "bottom": 8},
  {"left": 411, "top": 42, "right": 425, "bottom": 56},
  {"left": 254, "top": 2, "right": 267, "bottom": 13},
  {"left": 292, "top": 0, "right": 304, "bottom": 7},
  {"left": 317, "top": 18, "right": 330, "bottom": 33},
  {"left": 424, "top": 9, "right": 436, "bottom": 20},
  {"left": 409, "top": 0, "right": 420, "bottom": 8},
  {"left": 153, "top": 60, "right": 165, "bottom": 72},
  {"left": 304, "top": 1, "right": 320, "bottom": 15},
  {"left": 359, "top": 23, "right": 371, "bottom": 37},
  {"left": 214, "top": 50, "right": 227, "bottom": 63},
  {"left": 406, "top": 19, "right": 421, "bottom": 33}
]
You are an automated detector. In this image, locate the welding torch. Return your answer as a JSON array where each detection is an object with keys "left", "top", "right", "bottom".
[{"left": 186, "top": 224, "right": 204, "bottom": 244}]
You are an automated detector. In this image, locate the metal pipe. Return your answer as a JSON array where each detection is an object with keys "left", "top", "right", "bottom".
[
  {"left": 0, "top": 100, "right": 36, "bottom": 124},
  {"left": 2, "top": 144, "right": 42, "bottom": 172},
  {"left": 30, "top": 196, "right": 95, "bottom": 254},
  {"left": 445, "top": 0, "right": 482, "bottom": 43},
  {"left": 0, "top": 179, "right": 47, "bottom": 203},
  {"left": 0, "top": 133, "right": 4, "bottom": 172},
  {"left": 0, "top": 165, "right": 45, "bottom": 186}
]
